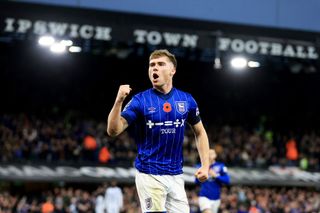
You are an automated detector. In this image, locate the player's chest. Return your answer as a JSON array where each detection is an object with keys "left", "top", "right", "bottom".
[{"left": 143, "top": 100, "right": 189, "bottom": 123}]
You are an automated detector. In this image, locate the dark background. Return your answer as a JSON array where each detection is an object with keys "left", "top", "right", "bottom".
[{"left": 1, "top": 40, "right": 320, "bottom": 133}]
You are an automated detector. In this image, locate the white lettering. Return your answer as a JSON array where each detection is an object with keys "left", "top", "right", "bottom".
[
  {"left": 218, "top": 37, "right": 318, "bottom": 60},
  {"left": 308, "top": 46, "right": 319, "bottom": 59},
  {"left": 4, "top": 18, "right": 15, "bottom": 32},
  {"left": 283, "top": 45, "right": 296, "bottom": 57},
  {"left": 270, "top": 43, "right": 283, "bottom": 56},
  {"left": 69, "top": 24, "right": 79, "bottom": 38},
  {"left": 79, "top": 25, "right": 94, "bottom": 39},
  {"left": 134, "top": 29, "right": 198, "bottom": 47},
  {"left": 147, "top": 119, "right": 185, "bottom": 128},
  {"left": 164, "top": 121, "right": 173, "bottom": 126},
  {"left": 182, "top": 34, "right": 198, "bottom": 48},
  {"left": 95, "top": 26, "right": 112, "bottom": 41},
  {"left": 231, "top": 39, "right": 245, "bottom": 52},
  {"left": 258, "top": 42, "right": 270, "bottom": 55},
  {"left": 17, "top": 19, "right": 32, "bottom": 33},
  {"left": 245, "top": 40, "right": 258, "bottom": 54},
  {"left": 163, "top": 32, "right": 181, "bottom": 46},
  {"left": 33, "top": 20, "right": 47, "bottom": 35},
  {"left": 147, "top": 31, "right": 162, "bottom": 45},
  {"left": 173, "top": 119, "right": 181, "bottom": 127},
  {"left": 160, "top": 128, "right": 176, "bottom": 134},
  {"left": 48, "top": 22, "right": 68, "bottom": 36},
  {"left": 296, "top": 46, "right": 307, "bottom": 58},
  {"left": 218, "top": 38, "right": 231, "bottom": 51},
  {"left": 146, "top": 120, "right": 154, "bottom": 128},
  {"left": 134, "top": 29, "right": 147, "bottom": 43}
]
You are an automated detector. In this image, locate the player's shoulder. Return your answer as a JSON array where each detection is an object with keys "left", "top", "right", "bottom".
[
  {"left": 132, "top": 88, "right": 152, "bottom": 99},
  {"left": 174, "top": 88, "right": 194, "bottom": 99},
  {"left": 214, "top": 161, "right": 227, "bottom": 167}
]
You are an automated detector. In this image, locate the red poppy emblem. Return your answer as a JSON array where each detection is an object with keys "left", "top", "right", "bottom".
[{"left": 163, "top": 102, "right": 172, "bottom": 112}]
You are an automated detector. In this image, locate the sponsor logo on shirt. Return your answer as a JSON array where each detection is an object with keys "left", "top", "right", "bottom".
[
  {"left": 146, "top": 119, "right": 185, "bottom": 134},
  {"left": 148, "top": 106, "right": 156, "bottom": 113},
  {"left": 196, "top": 107, "right": 200, "bottom": 116},
  {"left": 146, "top": 119, "right": 185, "bottom": 128}
]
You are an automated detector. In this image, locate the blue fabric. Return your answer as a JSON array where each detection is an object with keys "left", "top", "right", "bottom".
[
  {"left": 121, "top": 88, "right": 201, "bottom": 175},
  {"left": 196, "top": 162, "right": 230, "bottom": 200}
]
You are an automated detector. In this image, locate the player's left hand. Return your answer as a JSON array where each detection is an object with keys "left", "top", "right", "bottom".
[{"left": 195, "top": 167, "right": 209, "bottom": 182}]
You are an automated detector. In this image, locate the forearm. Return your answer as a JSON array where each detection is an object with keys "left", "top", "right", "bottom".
[
  {"left": 107, "top": 100, "right": 124, "bottom": 137},
  {"left": 196, "top": 131, "right": 210, "bottom": 169}
]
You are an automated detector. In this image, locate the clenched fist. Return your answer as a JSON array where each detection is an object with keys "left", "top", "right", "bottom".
[
  {"left": 195, "top": 166, "right": 209, "bottom": 182},
  {"left": 116, "top": 84, "right": 132, "bottom": 102}
]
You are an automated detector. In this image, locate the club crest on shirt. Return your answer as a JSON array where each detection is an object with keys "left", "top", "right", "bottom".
[
  {"left": 145, "top": 197, "right": 153, "bottom": 210},
  {"left": 175, "top": 101, "right": 187, "bottom": 115}
]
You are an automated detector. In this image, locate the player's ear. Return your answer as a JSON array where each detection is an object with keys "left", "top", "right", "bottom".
[{"left": 170, "top": 68, "right": 176, "bottom": 76}]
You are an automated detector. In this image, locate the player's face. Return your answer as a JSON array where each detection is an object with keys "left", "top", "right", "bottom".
[{"left": 148, "top": 56, "right": 176, "bottom": 89}]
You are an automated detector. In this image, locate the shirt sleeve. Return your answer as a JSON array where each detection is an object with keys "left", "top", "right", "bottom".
[
  {"left": 216, "top": 164, "right": 231, "bottom": 185},
  {"left": 121, "top": 96, "right": 141, "bottom": 125},
  {"left": 187, "top": 95, "right": 201, "bottom": 125}
]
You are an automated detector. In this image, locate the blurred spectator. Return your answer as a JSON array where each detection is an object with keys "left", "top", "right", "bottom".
[
  {"left": 1, "top": 184, "right": 320, "bottom": 212},
  {"left": 76, "top": 191, "right": 94, "bottom": 213},
  {"left": 99, "top": 146, "right": 111, "bottom": 163},
  {"left": 1, "top": 113, "right": 320, "bottom": 172},
  {"left": 41, "top": 197, "right": 54, "bottom": 213},
  {"left": 286, "top": 137, "right": 298, "bottom": 166},
  {"left": 105, "top": 180, "right": 123, "bottom": 213}
]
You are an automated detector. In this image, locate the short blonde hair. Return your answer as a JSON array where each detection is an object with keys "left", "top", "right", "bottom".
[{"left": 149, "top": 49, "right": 177, "bottom": 68}]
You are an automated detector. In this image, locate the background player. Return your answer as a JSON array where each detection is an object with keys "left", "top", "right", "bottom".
[{"left": 196, "top": 149, "right": 230, "bottom": 213}]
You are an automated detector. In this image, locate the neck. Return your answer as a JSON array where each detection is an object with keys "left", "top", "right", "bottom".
[{"left": 154, "top": 83, "right": 173, "bottom": 94}]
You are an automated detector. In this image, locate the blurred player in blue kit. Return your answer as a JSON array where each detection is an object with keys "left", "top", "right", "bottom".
[
  {"left": 196, "top": 149, "right": 230, "bottom": 213},
  {"left": 107, "top": 49, "right": 210, "bottom": 212}
]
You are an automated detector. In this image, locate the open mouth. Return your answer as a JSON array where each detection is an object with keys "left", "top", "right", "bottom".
[{"left": 153, "top": 73, "right": 159, "bottom": 80}]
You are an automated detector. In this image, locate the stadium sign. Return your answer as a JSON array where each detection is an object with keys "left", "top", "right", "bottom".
[
  {"left": 219, "top": 37, "right": 319, "bottom": 59},
  {"left": 134, "top": 29, "right": 198, "bottom": 48},
  {"left": 0, "top": 2, "right": 319, "bottom": 58},
  {"left": 0, "top": 165, "right": 319, "bottom": 186},
  {"left": 3, "top": 17, "right": 112, "bottom": 41}
]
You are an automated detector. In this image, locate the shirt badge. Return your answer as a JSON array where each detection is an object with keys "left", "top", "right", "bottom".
[{"left": 175, "top": 101, "right": 187, "bottom": 115}]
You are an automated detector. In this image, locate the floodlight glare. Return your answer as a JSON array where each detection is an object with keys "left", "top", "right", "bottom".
[
  {"left": 248, "top": 61, "right": 260, "bottom": 68},
  {"left": 38, "top": 36, "right": 55, "bottom": 46},
  {"left": 60, "top": 40, "right": 73, "bottom": 46},
  {"left": 230, "top": 57, "right": 247, "bottom": 69},
  {"left": 69, "top": 46, "right": 82, "bottom": 53},
  {"left": 50, "top": 43, "right": 66, "bottom": 53}
]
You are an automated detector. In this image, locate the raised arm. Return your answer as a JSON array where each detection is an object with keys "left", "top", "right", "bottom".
[
  {"left": 192, "top": 121, "right": 210, "bottom": 182},
  {"left": 107, "top": 85, "right": 131, "bottom": 137}
]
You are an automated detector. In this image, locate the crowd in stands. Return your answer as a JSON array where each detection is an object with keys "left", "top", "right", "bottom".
[
  {"left": 1, "top": 113, "right": 319, "bottom": 171},
  {"left": 0, "top": 184, "right": 319, "bottom": 213}
]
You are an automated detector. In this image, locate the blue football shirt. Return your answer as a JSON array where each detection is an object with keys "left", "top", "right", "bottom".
[
  {"left": 196, "top": 162, "right": 230, "bottom": 200},
  {"left": 121, "top": 87, "right": 201, "bottom": 175}
]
